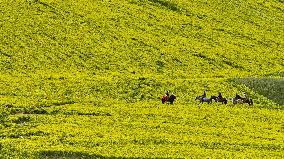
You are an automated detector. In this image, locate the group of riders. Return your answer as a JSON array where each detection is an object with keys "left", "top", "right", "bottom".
[
  {"left": 197, "top": 91, "right": 253, "bottom": 105},
  {"left": 162, "top": 90, "right": 253, "bottom": 105}
]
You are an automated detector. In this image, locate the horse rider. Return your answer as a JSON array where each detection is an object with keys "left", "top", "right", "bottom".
[
  {"left": 162, "top": 91, "right": 169, "bottom": 104},
  {"left": 243, "top": 93, "right": 248, "bottom": 100},
  {"left": 166, "top": 90, "right": 170, "bottom": 97},
  {"left": 201, "top": 91, "right": 206, "bottom": 99},
  {"left": 218, "top": 92, "right": 223, "bottom": 100}
]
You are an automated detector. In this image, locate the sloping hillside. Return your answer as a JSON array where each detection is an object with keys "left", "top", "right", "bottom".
[
  {"left": 0, "top": 0, "right": 283, "bottom": 109},
  {"left": 0, "top": 0, "right": 283, "bottom": 158},
  {"left": 1, "top": 0, "right": 284, "bottom": 77}
]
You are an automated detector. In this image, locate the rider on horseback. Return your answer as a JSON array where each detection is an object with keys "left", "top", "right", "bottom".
[
  {"left": 201, "top": 91, "right": 206, "bottom": 100},
  {"left": 243, "top": 93, "right": 248, "bottom": 100},
  {"left": 162, "top": 91, "right": 176, "bottom": 104},
  {"left": 218, "top": 92, "right": 223, "bottom": 100},
  {"left": 166, "top": 90, "right": 170, "bottom": 97}
]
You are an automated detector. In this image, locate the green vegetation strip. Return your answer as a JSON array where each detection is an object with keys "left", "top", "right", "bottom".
[{"left": 235, "top": 77, "right": 284, "bottom": 105}]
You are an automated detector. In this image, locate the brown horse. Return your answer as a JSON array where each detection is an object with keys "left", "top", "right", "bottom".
[
  {"left": 211, "top": 96, "right": 228, "bottom": 104},
  {"left": 233, "top": 94, "right": 253, "bottom": 105}
]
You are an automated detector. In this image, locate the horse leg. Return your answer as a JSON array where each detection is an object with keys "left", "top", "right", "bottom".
[
  {"left": 247, "top": 99, "right": 252, "bottom": 105},
  {"left": 232, "top": 99, "right": 237, "bottom": 105},
  {"left": 244, "top": 99, "right": 251, "bottom": 105}
]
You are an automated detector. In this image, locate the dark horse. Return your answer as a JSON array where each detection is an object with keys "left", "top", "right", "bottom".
[
  {"left": 233, "top": 94, "right": 253, "bottom": 105},
  {"left": 211, "top": 96, "right": 227, "bottom": 104},
  {"left": 195, "top": 96, "right": 212, "bottom": 104},
  {"left": 162, "top": 94, "right": 176, "bottom": 104}
]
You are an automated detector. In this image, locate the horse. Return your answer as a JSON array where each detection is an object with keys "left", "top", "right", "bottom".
[
  {"left": 233, "top": 94, "right": 253, "bottom": 105},
  {"left": 168, "top": 94, "right": 176, "bottom": 104},
  {"left": 232, "top": 98, "right": 243, "bottom": 105},
  {"left": 162, "top": 94, "right": 176, "bottom": 104},
  {"left": 195, "top": 96, "right": 212, "bottom": 104},
  {"left": 211, "top": 96, "right": 227, "bottom": 104}
]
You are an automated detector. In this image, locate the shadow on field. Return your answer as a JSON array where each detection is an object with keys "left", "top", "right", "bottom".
[
  {"left": 147, "top": 0, "right": 180, "bottom": 12},
  {"left": 39, "top": 150, "right": 176, "bottom": 159}
]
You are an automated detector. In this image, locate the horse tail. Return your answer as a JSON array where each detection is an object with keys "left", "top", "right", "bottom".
[{"left": 224, "top": 99, "right": 227, "bottom": 105}]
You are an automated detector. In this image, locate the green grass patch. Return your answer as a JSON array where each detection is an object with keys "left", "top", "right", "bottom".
[{"left": 235, "top": 77, "right": 284, "bottom": 106}]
